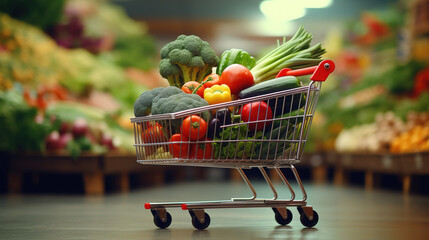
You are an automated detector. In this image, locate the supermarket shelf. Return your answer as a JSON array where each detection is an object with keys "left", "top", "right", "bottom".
[
  {"left": 412, "top": 0, "right": 429, "bottom": 36},
  {"left": 325, "top": 151, "right": 429, "bottom": 194},
  {"left": 325, "top": 151, "right": 429, "bottom": 174},
  {"left": 4, "top": 151, "right": 428, "bottom": 195},
  {"left": 258, "top": 151, "right": 429, "bottom": 195},
  {"left": 5, "top": 152, "right": 168, "bottom": 195}
]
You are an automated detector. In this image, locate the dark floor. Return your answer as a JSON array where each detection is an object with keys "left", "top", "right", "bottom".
[{"left": 1, "top": 180, "right": 429, "bottom": 240}]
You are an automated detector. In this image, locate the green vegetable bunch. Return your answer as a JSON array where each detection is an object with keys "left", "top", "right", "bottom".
[
  {"left": 0, "top": 90, "right": 55, "bottom": 153},
  {"left": 212, "top": 122, "right": 265, "bottom": 159},
  {"left": 212, "top": 109, "right": 305, "bottom": 160},
  {"left": 383, "top": 60, "right": 426, "bottom": 94},
  {"left": 159, "top": 35, "right": 219, "bottom": 88},
  {"left": 251, "top": 26, "right": 326, "bottom": 84}
]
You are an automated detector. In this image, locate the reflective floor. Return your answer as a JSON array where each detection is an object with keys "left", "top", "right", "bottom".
[{"left": 1, "top": 181, "right": 428, "bottom": 240}]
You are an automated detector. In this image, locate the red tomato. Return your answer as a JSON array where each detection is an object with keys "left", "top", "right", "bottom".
[
  {"left": 220, "top": 64, "right": 254, "bottom": 95},
  {"left": 142, "top": 122, "right": 166, "bottom": 155},
  {"left": 241, "top": 101, "right": 273, "bottom": 131},
  {"left": 142, "top": 122, "right": 165, "bottom": 142},
  {"left": 169, "top": 134, "right": 190, "bottom": 158},
  {"left": 182, "top": 81, "right": 204, "bottom": 98},
  {"left": 202, "top": 73, "right": 221, "bottom": 88},
  {"left": 190, "top": 142, "right": 213, "bottom": 159},
  {"left": 181, "top": 115, "right": 208, "bottom": 140}
]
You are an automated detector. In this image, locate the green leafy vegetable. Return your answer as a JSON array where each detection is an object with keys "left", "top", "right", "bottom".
[
  {"left": 216, "top": 48, "right": 256, "bottom": 75},
  {"left": 211, "top": 122, "right": 265, "bottom": 159},
  {"left": 0, "top": 89, "right": 55, "bottom": 153}
]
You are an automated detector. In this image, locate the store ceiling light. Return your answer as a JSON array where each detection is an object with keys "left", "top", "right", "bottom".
[
  {"left": 260, "top": 0, "right": 306, "bottom": 21},
  {"left": 301, "top": 0, "right": 333, "bottom": 8},
  {"left": 260, "top": 0, "right": 333, "bottom": 21}
]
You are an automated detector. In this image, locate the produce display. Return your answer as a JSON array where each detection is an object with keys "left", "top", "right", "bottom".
[
  {"left": 133, "top": 27, "right": 324, "bottom": 160},
  {"left": 0, "top": 0, "right": 65, "bottom": 30},
  {"left": 312, "top": 6, "right": 429, "bottom": 155},
  {"left": 334, "top": 109, "right": 429, "bottom": 154},
  {"left": 0, "top": 1, "right": 157, "bottom": 157},
  {"left": 0, "top": 89, "right": 53, "bottom": 153}
]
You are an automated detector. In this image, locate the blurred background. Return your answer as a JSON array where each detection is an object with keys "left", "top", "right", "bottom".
[{"left": 0, "top": 0, "right": 428, "bottom": 196}]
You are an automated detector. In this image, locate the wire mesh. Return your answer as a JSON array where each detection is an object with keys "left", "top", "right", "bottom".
[{"left": 131, "top": 81, "right": 321, "bottom": 168}]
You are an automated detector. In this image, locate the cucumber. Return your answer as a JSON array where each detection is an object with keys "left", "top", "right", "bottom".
[{"left": 238, "top": 76, "right": 305, "bottom": 116}]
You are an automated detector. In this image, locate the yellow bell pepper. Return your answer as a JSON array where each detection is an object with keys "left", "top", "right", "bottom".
[{"left": 204, "top": 84, "right": 232, "bottom": 105}]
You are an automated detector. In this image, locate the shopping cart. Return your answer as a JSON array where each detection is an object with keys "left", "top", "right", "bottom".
[{"left": 131, "top": 60, "right": 335, "bottom": 230}]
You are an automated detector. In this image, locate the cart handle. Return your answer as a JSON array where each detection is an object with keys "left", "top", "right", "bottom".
[{"left": 275, "top": 59, "right": 335, "bottom": 82}]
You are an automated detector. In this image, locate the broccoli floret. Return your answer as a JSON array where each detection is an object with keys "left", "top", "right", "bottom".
[
  {"left": 151, "top": 86, "right": 184, "bottom": 103},
  {"left": 159, "top": 34, "right": 219, "bottom": 88},
  {"left": 151, "top": 92, "right": 211, "bottom": 130},
  {"left": 159, "top": 59, "right": 181, "bottom": 87},
  {"left": 184, "top": 35, "right": 203, "bottom": 55},
  {"left": 133, "top": 87, "right": 165, "bottom": 117},
  {"left": 160, "top": 43, "right": 171, "bottom": 59}
]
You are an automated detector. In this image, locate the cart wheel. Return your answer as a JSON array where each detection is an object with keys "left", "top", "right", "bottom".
[
  {"left": 153, "top": 211, "right": 172, "bottom": 229},
  {"left": 299, "top": 210, "right": 319, "bottom": 228},
  {"left": 191, "top": 213, "right": 211, "bottom": 230},
  {"left": 273, "top": 208, "right": 293, "bottom": 226}
]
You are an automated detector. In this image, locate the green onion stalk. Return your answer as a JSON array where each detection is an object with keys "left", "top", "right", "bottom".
[{"left": 250, "top": 26, "right": 326, "bottom": 84}]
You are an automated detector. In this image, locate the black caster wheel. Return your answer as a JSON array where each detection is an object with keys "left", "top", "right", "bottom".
[
  {"left": 299, "top": 209, "right": 319, "bottom": 228},
  {"left": 273, "top": 208, "right": 293, "bottom": 226},
  {"left": 191, "top": 212, "right": 211, "bottom": 230},
  {"left": 152, "top": 211, "right": 172, "bottom": 229}
]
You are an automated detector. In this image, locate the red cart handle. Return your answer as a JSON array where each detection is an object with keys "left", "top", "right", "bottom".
[{"left": 275, "top": 59, "right": 335, "bottom": 81}]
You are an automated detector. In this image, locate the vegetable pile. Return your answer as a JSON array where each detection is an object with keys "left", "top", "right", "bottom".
[
  {"left": 133, "top": 27, "right": 326, "bottom": 160},
  {"left": 335, "top": 110, "right": 429, "bottom": 154}
]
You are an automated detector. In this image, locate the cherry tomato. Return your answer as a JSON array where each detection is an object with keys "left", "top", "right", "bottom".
[
  {"left": 202, "top": 73, "right": 221, "bottom": 88},
  {"left": 181, "top": 115, "right": 208, "bottom": 140},
  {"left": 190, "top": 142, "right": 213, "bottom": 159},
  {"left": 182, "top": 81, "right": 204, "bottom": 98},
  {"left": 241, "top": 101, "right": 273, "bottom": 131},
  {"left": 169, "top": 134, "right": 190, "bottom": 158},
  {"left": 220, "top": 64, "right": 254, "bottom": 95}
]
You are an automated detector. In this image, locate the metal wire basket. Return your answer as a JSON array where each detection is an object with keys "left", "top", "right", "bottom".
[{"left": 130, "top": 60, "right": 335, "bottom": 229}]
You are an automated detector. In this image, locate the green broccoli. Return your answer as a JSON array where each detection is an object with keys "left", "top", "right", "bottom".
[
  {"left": 159, "top": 34, "right": 219, "bottom": 88},
  {"left": 133, "top": 87, "right": 165, "bottom": 117},
  {"left": 151, "top": 92, "right": 211, "bottom": 130},
  {"left": 151, "top": 86, "right": 183, "bottom": 103}
]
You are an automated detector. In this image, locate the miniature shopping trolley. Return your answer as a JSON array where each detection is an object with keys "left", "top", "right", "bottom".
[{"left": 131, "top": 60, "right": 335, "bottom": 230}]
